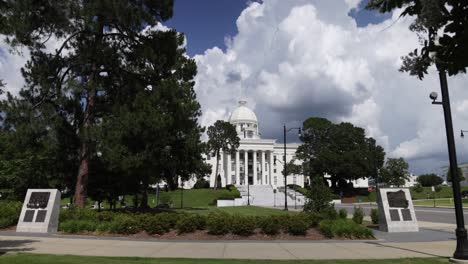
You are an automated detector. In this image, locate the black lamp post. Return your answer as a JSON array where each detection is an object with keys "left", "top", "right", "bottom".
[
  {"left": 180, "top": 181, "right": 184, "bottom": 209},
  {"left": 247, "top": 180, "right": 250, "bottom": 206},
  {"left": 430, "top": 68, "right": 468, "bottom": 259},
  {"left": 283, "top": 125, "right": 302, "bottom": 211}
]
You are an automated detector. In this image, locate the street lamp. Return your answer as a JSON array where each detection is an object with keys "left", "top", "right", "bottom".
[
  {"left": 282, "top": 125, "right": 302, "bottom": 211},
  {"left": 180, "top": 181, "right": 184, "bottom": 209},
  {"left": 429, "top": 46, "right": 468, "bottom": 259},
  {"left": 461, "top": 130, "right": 468, "bottom": 138}
]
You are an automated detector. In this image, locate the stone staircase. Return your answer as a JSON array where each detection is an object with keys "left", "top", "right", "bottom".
[{"left": 236, "top": 185, "right": 305, "bottom": 207}]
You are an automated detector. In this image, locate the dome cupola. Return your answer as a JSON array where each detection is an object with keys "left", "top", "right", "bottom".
[{"left": 229, "top": 101, "right": 260, "bottom": 139}]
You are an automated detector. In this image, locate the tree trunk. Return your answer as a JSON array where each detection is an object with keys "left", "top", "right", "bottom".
[
  {"left": 74, "top": 81, "right": 96, "bottom": 207},
  {"left": 140, "top": 182, "right": 149, "bottom": 209},
  {"left": 214, "top": 150, "right": 220, "bottom": 190}
]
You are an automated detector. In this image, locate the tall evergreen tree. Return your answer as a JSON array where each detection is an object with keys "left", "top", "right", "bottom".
[{"left": 0, "top": 0, "right": 178, "bottom": 207}]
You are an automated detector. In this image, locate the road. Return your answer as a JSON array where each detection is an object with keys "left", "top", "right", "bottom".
[{"left": 335, "top": 203, "right": 467, "bottom": 224}]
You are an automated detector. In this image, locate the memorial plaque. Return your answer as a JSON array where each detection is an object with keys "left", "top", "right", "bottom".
[
  {"left": 35, "top": 210, "right": 47, "bottom": 223},
  {"left": 23, "top": 210, "right": 35, "bottom": 222},
  {"left": 17, "top": 189, "right": 61, "bottom": 233},
  {"left": 387, "top": 190, "right": 408, "bottom": 208},
  {"left": 402, "top": 209, "right": 412, "bottom": 221},
  {"left": 389, "top": 209, "right": 400, "bottom": 221},
  {"left": 27, "top": 192, "right": 51, "bottom": 209}
]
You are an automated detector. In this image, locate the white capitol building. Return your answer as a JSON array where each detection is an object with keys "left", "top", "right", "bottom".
[{"left": 206, "top": 101, "right": 305, "bottom": 189}]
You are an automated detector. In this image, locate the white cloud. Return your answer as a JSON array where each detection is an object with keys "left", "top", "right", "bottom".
[{"left": 194, "top": 0, "right": 468, "bottom": 174}]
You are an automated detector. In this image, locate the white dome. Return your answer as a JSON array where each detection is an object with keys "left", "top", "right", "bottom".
[{"left": 229, "top": 101, "right": 258, "bottom": 123}]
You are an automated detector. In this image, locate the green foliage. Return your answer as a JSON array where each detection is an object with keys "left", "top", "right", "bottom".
[
  {"left": 319, "top": 219, "right": 374, "bottom": 239},
  {"left": 0, "top": 201, "right": 22, "bottom": 228},
  {"left": 207, "top": 120, "right": 240, "bottom": 189},
  {"left": 417, "top": 174, "right": 443, "bottom": 187},
  {"left": 380, "top": 158, "right": 409, "bottom": 187},
  {"left": 412, "top": 184, "right": 424, "bottom": 193},
  {"left": 370, "top": 208, "right": 379, "bottom": 224},
  {"left": 193, "top": 178, "right": 210, "bottom": 189},
  {"left": 447, "top": 168, "right": 465, "bottom": 183},
  {"left": 59, "top": 220, "right": 97, "bottom": 233},
  {"left": 109, "top": 215, "right": 141, "bottom": 235},
  {"left": 230, "top": 215, "right": 256, "bottom": 236},
  {"left": 259, "top": 217, "right": 281, "bottom": 235},
  {"left": 206, "top": 212, "right": 232, "bottom": 235},
  {"left": 176, "top": 214, "right": 206, "bottom": 234},
  {"left": 352, "top": 207, "right": 364, "bottom": 225},
  {"left": 304, "top": 176, "right": 333, "bottom": 213},
  {"left": 286, "top": 218, "right": 308, "bottom": 236},
  {"left": 338, "top": 209, "right": 348, "bottom": 219}
]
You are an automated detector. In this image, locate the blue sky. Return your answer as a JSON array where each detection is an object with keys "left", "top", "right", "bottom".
[{"left": 166, "top": 0, "right": 391, "bottom": 56}]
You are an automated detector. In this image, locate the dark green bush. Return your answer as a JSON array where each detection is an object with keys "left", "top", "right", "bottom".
[
  {"left": 206, "top": 212, "right": 231, "bottom": 235},
  {"left": 352, "top": 207, "right": 364, "bottom": 224},
  {"left": 97, "top": 211, "right": 115, "bottom": 222},
  {"left": 322, "top": 207, "right": 338, "bottom": 220},
  {"left": 259, "top": 217, "right": 280, "bottom": 235},
  {"left": 230, "top": 215, "right": 256, "bottom": 236},
  {"left": 193, "top": 178, "right": 210, "bottom": 189},
  {"left": 286, "top": 217, "right": 308, "bottom": 236},
  {"left": 370, "top": 208, "right": 379, "bottom": 224},
  {"left": 109, "top": 215, "right": 141, "bottom": 234},
  {"left": 176, "top": 214, "right": 206, "bottom": 234},
  {"left": 338, "top": 209, "right": 348, "bottom": 219},
  {"left": 96, "top": 222, "right": 113, "bottom": 233},
  {"left": 0, "top": 201, "right": 22, "bottom": 228},
  {"left": 59, "top": 208, "right": 98, "bottom": 222},
  {"left": 319, "top": 219, "right": 373, "bottom": 239},
  {"left": 60, "top": 220, "right": 97, "bottom": 233}
]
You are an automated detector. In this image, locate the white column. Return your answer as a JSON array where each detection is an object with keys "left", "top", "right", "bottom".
[
  {"left": 269, "top": 151, "right": 274, "bottom": 186},
  {"left": 253, "top": 151, "right": 257, "bottom": 185},
  {"left": 261, "top": 151, "right": 266, "bottom": 185},
  {"left": 227, "top": 153, "right": 232, "bottom": 185},
  {"left": 244, "top": 151, "right": 248, "bottom": 186},
  {"left": 235, "top": 151, "right": 240, "bottom": 185}
]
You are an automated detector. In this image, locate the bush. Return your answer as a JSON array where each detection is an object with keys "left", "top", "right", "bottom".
[
  {"left": 0, "top": 201, "right": 22, "bottom": 228},
  {"left": 338, "top": 209, "right": 348, "bottom": 219},
  {"left": 193, "top": 178, "right": 210, "bottom": 189},
  {"left": 96, "top": 222, "right": 113, "bottom": 233},
  {"left": 176, "top": 214, "right": 206, "bottom": 234},
  {"left": 300, "top": 212, "right": 323, "bottom": 228},
  {"left": 412, "top": 184, "right": 424, "bottom": 193},
  {"left": 60, "top": 220, "right": 97, "bottom": 233},
  {"left": 109, "top": 215, "right": 141, "bottom": 234},
  {"left": 322, "top": 207, "right": 338, "bottom": 220},
  {"left": 259, "top": 217, "right": 281, "bottom": 235},
  {"left": 230, "top": 215, "right": 256, "bottom": 236},
  {"left": 304, "top": 176, "right": 333, "bottom": 213},
  {"left": 206, "top": 212, "right": 231, "bottom": 235},
  {"left": 370, "top": 208, "right": 379, "bottom": 224},
  {"left": 286, "top": 217, "right": 308, "bottom": 236},
  {"left": 59, "top": 208, "right": 98, "bottom": 222},
  {"left": 352, "top": 207, "right": 364, "bottom": 224},
  {"left": 319, "top": 219, "right": 374, "bottom": 239}
]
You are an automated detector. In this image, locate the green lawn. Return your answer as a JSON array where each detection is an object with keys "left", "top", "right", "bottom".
[{"left": 0, "top": 254, "right": 450, "bottom": 264}]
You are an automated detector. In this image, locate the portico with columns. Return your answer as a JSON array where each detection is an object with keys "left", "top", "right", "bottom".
[{"left": 208, "top": 101, "right": 304, "bottom": 188}]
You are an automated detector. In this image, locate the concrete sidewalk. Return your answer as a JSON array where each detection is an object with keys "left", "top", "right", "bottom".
[{"left": 0, "top": 234, "right": 455, "bottom": 260}]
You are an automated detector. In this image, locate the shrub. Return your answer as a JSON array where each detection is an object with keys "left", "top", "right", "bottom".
[
  {"left": 206, "top": 212, "right": 231, "bottom": 235},
  {"left": 0, "top": 201, "right": 22, "bottom": 228},
  {"left": 287, "top": 217, "right": 308, "bottom": 236},
  {"left": 176, "top": 214, "right": 206, "bottom": 234},
  {"left": 259, "top": 217, "right": 281, "bottom": 235},
  {"left": 370, "top": 208, "right": 379, "bottom": 224},
  {"left": 230, "top": 216, "right": 256, "bottom": 236},
  {"left": 302, "top": 212, "right": 324, "bottom": 227},
  {"left": 97, "top": 211, "right": 115, "bottom": 222},
  {"left": 412, "top": 184, "right": 424, "bottom": 193},
  {"left": 319, "top": 219, "right": 374, "bottom": 239},
  {"left": 96, "top": 222, "right": 113, "bottom": 233},
  {"left": 304, "top": 176, "right": 333, "bottom": 213},
  {"left": 193, "top": 178, "right": 210, "bottom": 189},
  {"left": 338, "top": 209, "right": 348, "bottom": 219},
  {"left": 323, "top": 207, "right": 338, "bottom": 220},
  {"left": 60, "top": 220, "right": 97, "bottom": 233},
  {"left": 352, "top": 207, "right": 364, "bottom": 224},
  {"left": 59, "top": 208, "right": 98, "bottom": 222},
  {"left": 109, "top": 215, "right": 141, "bottom": 234}
]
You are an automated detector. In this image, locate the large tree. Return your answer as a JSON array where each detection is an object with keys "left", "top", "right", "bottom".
[
  {"left": 447, "top": 167, "right": 465, "bottom": 183},
  {"left": 366, "top": 0, "right": 468, "bottom": 78},
  {"left": 380, "top": 157, "right": 410, "bottom": 187},
  {"left": 417, "top": 173, "right": 444, "bottom": 187},
  {"left": 0, "top": 0, "right": 177, "bottom": 207},
  {"left": 297, "top": 117, "right": 385, "bottom": 188},
  {"left": 207, "top": 120, "right": 240, "bottom": 190}
]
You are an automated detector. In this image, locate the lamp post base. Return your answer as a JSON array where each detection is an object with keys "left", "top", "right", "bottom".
[{"left": 453, "top": 228, "right": 468, "bottom": 260}]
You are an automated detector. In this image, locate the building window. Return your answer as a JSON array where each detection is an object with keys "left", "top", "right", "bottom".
[
  {"left": 274, "top": 169, "right": 277, "bottom": 173},
  {"left": 293, "top": 176, "right": 297, "bottom": 184},
  {"left": 274, "top": 176, "right": 277, "bottom": 185}
]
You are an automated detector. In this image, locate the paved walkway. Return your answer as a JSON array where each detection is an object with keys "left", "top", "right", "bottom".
[{"left": 0, "top": 233, "right": 456, "bottom": 260}]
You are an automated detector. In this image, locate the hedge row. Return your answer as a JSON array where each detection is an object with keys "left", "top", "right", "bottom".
[
  {"left": 0, "top": 201, "right": 22, "bottom": 229},
  {"left": 58, "top": 209, "right": 373, "bottom": 238}
]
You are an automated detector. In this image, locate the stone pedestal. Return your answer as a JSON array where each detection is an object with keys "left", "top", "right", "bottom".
[
  {"left": 16, "top": 189, "right": 61, "bottom": 233},
  {"left": 377, "top": 188, "right": 418, "bottom": 232}
]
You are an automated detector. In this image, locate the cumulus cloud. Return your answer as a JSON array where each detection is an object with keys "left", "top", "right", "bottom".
[{"left": 193, "top": 0, "right": 468, "bottom": 174}]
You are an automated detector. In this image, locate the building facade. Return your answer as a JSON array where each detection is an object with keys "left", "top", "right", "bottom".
[{"left": 206, "top": 101, "right": 304, "bottom": 188}]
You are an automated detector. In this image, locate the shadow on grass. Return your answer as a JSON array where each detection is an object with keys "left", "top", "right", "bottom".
[{"left": 0, "top": 239, "right": 37, "bottom": 253}]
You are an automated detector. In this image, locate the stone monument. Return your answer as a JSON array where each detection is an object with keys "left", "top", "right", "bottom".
[
  {"left": 17, "top": 189, "right": 61, "bottom": 233},
  {"left": 377, "top": 188, "right": 418, "bottom": 232}
]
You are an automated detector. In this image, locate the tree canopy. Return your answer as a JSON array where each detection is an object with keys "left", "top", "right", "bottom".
[
  {"left": 296, "top": 117, "right": 385, "bottom": 188},
  {"left": 416, "top": 173, "right": 443, "bottom": 187},
  {"left": 447, "top": 167, "right": 465, "bottom": 183},
  {"left": 380, "top": 157, "right": 410, "bottom": 187}
]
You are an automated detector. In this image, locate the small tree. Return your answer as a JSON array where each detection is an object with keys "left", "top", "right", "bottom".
[
  {"left": 380, "top": 158, "right": 409, "bottom": 187},
  {"left": 447, "top": 168, "right": 465, "bottom": 183},
  {"left": 207, "top": 120, "right": 240, "bottom": 190},
  {"left": 417, "top": 174, "right": 443, "bottom": 187},
  {"left": 304, "top": 176, "right": 333, "bottom": 213}
]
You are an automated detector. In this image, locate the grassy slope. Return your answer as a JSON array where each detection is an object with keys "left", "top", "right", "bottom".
[{"left": 0, "top": 254, "right": 450, "bottom": 264}]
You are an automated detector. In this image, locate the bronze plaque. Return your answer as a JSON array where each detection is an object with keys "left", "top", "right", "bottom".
[
  {"left": 27, "top": 192, "right": 50, "bottom": 209},
  {"left": 35, "top": 210, "right": 47, "bottom": 223},
  {"left": 402, "top": 209, "right": 412, "bottom": 221},
  {"left": 23, "top": 210, "right": 35, "bottom": 222},
  {"left": 390, "top": 209, "right": 400, "bottom": 221},
  {"left": 387, "top": 190, "right": 408, "bottom": 208}
]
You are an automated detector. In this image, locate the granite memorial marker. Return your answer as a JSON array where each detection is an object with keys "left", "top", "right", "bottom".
[
  {"left": 377, "top": 188, "right": 418, "bottom": 232},
  {"left": 17, "top": 189, "right": 61, "bottom": 233}
]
